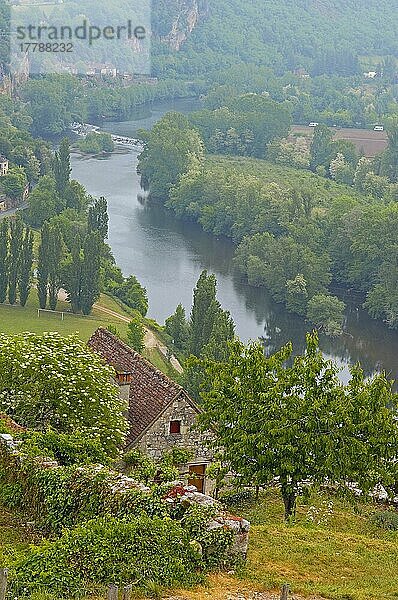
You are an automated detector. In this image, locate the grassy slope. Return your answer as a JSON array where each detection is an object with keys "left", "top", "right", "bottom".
[
  {"left": 2, "top": 483, "right": 397, "bottom": 599},
  {"left": 179, "top": 490, "right": 398, "bottom": 600},
  {"left": 0, "top": 292, "right": 130, "bottom": 341},
  {"left": 0, "top": 291, "right": 177, "bottom": 377}
]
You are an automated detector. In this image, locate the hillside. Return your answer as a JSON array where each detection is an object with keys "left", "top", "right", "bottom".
[{"left": 154, "top": 0, "right": 398, "bottom": 78}]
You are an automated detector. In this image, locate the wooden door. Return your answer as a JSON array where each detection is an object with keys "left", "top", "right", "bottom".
[{"left": 188, "top": 464, "right": 206, "bottom": 493}]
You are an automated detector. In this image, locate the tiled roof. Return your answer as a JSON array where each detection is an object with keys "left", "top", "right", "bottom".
[{"left": 88, "top": 328, "right": 198, "bottom": 446}]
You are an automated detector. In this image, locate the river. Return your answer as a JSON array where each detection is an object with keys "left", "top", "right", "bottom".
[{"left": 71, "top": 98, "right": 398, "bottom": 384}]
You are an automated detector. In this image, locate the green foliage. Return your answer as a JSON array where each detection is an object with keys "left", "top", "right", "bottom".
[
  {"left": 370, "top": 511, "right": 398, "bottom": 531},
  {"left": 78, "top": 132, "right": 115, "bottom": 154},
  {"left": 0, "top": 332, "right": 128, "bottom": 456},
  {"left": 189, "top": 93, "right": 292, "bottom": 158},
  {"left": 198, "top": 332, "right": 398, "bottom": 519},
  {"left": 138, "top": 112, "right": 205, "bottom": 199},
  {"left": 127, "top": 317, "right": 146, "bottom": 353},
  {"left": 88, "top": 196, "right": 109, "bottom": 241},
  {"left": 112, "top": 275, "right": 148, "bottom": 316},
  {"left": 19, "top": 429, "right": 110, "bottom": 466},
  {"left": 165, "top": 304, "right": 190, "bottom": 353},
  {"left": 11, "top": 516, "right": 204, "bottom": 596},
  {"left": 307, "top": 293, "right": 346, "bottom": 336},
  {"left": 26, "top": 176, "right": 64, "bottom": 228},
  {"left": 1, "top": 166, "right": 27, "bottom": 200},
  {"left": 8, "top": 216, "right": 23, "bottom": 305},
  {"left": 53, "top": 138, "right": 71, "bottom": 197}
]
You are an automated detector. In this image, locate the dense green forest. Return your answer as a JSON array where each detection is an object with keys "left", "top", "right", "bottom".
[
  {"left": 153, "top": 0, "right": 398, "bottom": 78},
  {"left": 138, "top": 105, "right": 398, "bottom": 333}
]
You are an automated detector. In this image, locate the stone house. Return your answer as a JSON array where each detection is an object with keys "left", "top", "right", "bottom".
[
  {"left": 0, "top": 156, "right": 9, "bottom": 177},
  {"left": 88, "top": 327, "right": 214, "bottom": 493}
]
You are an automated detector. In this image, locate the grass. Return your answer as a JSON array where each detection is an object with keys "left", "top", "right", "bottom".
[
  {"left": 0, "top": 291, "right": 131, "bottom": 341},
  {"left": 0, "top": 291, "right": 180, "bottom": 379},
  {"left": 180, "top": 489, "right": 398, "bottom": 600},
  {"left": 2, "top": 488, "right": 397, "bottom": 599},
  {"left": 0, "top": 506, "right": 38, "bottom": 566}
]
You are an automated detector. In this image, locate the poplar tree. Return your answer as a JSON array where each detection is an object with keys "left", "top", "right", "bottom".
[
  {"left": 8, "top": 216, "right": 23, "bottom": 305},
  {"left": 88, "top": 196, "right": 109, "bottom": 241},
  {"left": 54, "top": 138, "right": 71, "bottom": 197},
  {"left": 48, "top": 225, "right": 63, "bottom": 311},
  {"left": 18, "top": 227, "right": 33, "bottom": 307},
  {"left": 0, "top": 219, "right": 9, "bottom": 303},
  {"left": 63, "top": 236, "right": 83, "bottom": 314},
  {"left": 189, "top": 270, "right": 218, "bottom": 356},
  {"left": 37, "top": 222, "right": 50, "bottom": 309},
  {"left": 80, "top": 231, "right": 101, "bottom": 315}
]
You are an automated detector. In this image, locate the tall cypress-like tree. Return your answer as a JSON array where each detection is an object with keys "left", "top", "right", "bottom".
[
  {"left": 88, "top": 196, "right": 109, "bottom": 241},
  {"left": 54, "top": 138, "right": 71, "bottom": 197},
  {"left": 37, "top": 222, "right": 50, "bottom": 309},
  {"left": 81, "top": 231, "right": 101, "bottom": 315},
  {"left": 189, "top": 270, "right": 218, "bottom": 356},
  {"left": 0, "top": 219, "right": 9, "bottom": 304},
  {"left": 19, "top": 227, "right": 34, "bottom": 307},
  {"left": 48, "top": 225, "right": 63, "bottom": 311},
  {"left": 8, "top": 216, "right": 23, "bottom": 305},
  {"left": 63, "top": 236, "right": 83, "bottom": 314}
]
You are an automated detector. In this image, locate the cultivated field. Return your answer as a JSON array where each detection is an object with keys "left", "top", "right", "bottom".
[{"left": 291, "top": 126, "right": 388, "bottom": 158}]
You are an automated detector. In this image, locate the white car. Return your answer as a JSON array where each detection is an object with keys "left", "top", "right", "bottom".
[
  {"left": 374, "top": 125, "right": 384, "bottom": 131},
  {"left": 308, "top": 122, "right": 319, "bottom": 127}
]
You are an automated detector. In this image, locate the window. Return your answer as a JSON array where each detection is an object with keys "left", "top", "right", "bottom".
[{"left": 169, "top": 420, "right": 181, "bottom": 434}]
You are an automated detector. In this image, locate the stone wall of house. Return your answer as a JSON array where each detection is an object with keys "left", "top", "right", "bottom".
[{"left": 135, "top": 394, "right": 213, "bottom": 463}]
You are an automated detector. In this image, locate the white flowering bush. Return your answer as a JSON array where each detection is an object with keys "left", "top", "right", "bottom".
[
  {"left": 306, "top": 499, "right": 334, "bottom": 526},
  {"left": 0, "top": 332, "right": 128, "bottom": 456}
]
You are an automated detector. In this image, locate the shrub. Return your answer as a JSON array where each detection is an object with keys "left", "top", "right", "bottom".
[
  {"left": 370, "top": 510, "right": 398, "bottom": 530},
  {"left": 19, "top": 430, "right": 111, "bottom": 466},
  {"left": 11, "top": 516, "right": 204, "bottom": 597},
  {"left": 0, "top": 332, "right": 128, "bottom": 457}
]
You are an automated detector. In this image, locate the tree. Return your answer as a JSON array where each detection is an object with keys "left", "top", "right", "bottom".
[
  {"left": 88, "top": 196, "right": 109, "bottom": 241},
  {"left": 62, "top": 236, "right": 83, "bottom": 314},
  {"left": 1, "top": 166, "right": 27, "bottom": 200},
  {"left": 38, "top": 223, "right": 63, "bottom": 311},
  {"left": 0, "top": 332, "right": 128, "bottom": 456},
  {"left": 127, "top": 317, "right": 145, "bottom": 353},
  {"left": 307, "top": 293, "right": 346, "bottom": 336},
  {"left": 8, "top": 216, "right": 23, "bottom": 305},
  {"left": 26, "top": 176, "right": 64, "bottom": 228},
  {"left": 329, "top": 153, "right": 354, "bottom": 185},
  {"left": 165, "top": 304, "right": 190, "bottom": 353},
  {"left": 37, "top": 222, "right": 50, "bottom": 309},
  {"left": 138, "top": 112, "right": 205, "bottom": 200},
  {"left": 198, "top": 333, "right": 398, "bottom": 520},
  {"left": 18, "top": 226, "right": 33, "bottom": 307},
  {"left": 113, "top": 275, "right": 148, "bottom": 316},
  {"left": 310, "top": 125, "right": 334, "bottom": 171},
  {"left": 189, "top": 271, "right": 218, "bottom": 357},
  {"left": 54, "top": 138, "right": 72, "bottom": 196},
  {"left": 0, "top": 219, "right": 8, "bottom": 303},
  {"left": 80, "top": 232, "right": 102, "bottom": 315}
]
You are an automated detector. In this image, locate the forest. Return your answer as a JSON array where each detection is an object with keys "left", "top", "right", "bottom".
[{"left": 138, "top": 99, "right": 398, "bottom": 333}]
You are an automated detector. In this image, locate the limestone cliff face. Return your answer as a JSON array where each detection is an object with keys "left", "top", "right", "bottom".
[{"left": 156, "top": 0, "right": 208, "bottom": 51}]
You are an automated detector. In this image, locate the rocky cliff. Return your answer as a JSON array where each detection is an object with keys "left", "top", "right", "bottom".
[{"left": 153, "top": 0, "right": 208, "bottom": 51}]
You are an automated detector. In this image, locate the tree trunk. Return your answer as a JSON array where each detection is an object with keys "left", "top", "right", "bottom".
[{"left": 281, "top": 483, "right": 297, "bottom": 521}]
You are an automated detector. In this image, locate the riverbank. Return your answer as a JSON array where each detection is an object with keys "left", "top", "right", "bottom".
[{"left": 70, "top": 97, "right": 398, "bottom": 385}]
